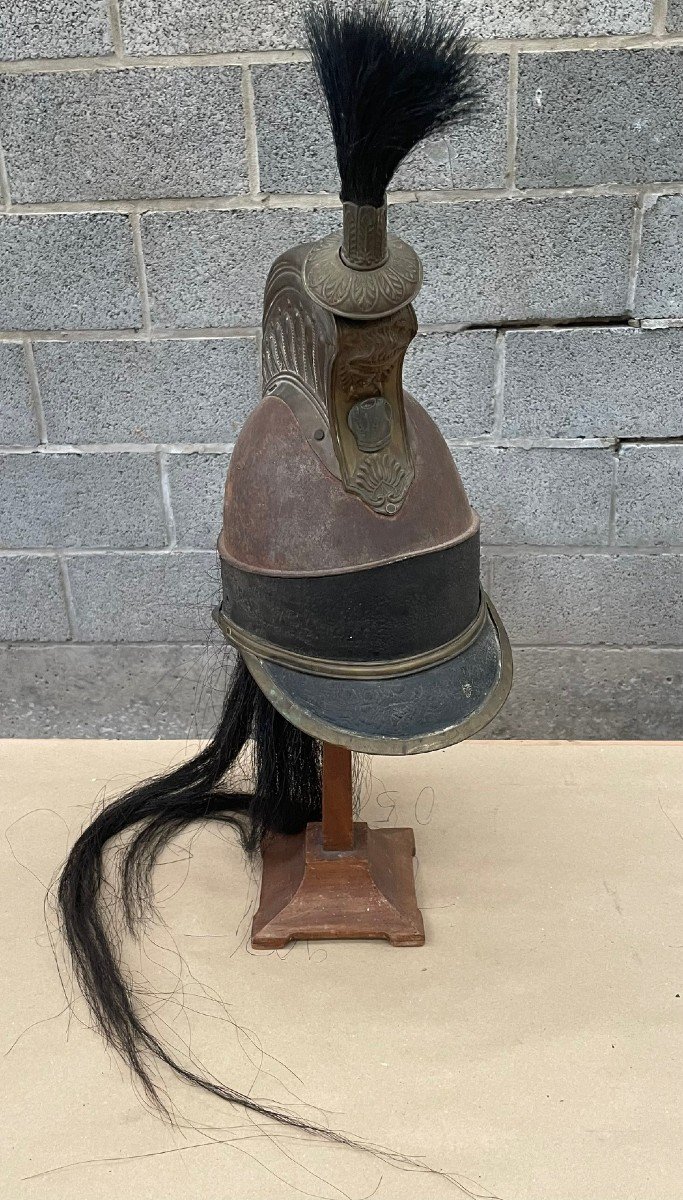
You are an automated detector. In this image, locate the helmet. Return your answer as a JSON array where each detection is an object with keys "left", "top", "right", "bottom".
[{"left": 214, "top": 207, "right": 512, "bottom": 753}]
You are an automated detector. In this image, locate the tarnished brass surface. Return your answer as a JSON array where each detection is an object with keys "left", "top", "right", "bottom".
[
  {"left": 331, "top": 306, "right": 417, "bottom": 514},
  {"left": 262, "top": 247, "right": 335, "bottom": 424},
  {"left": 341, "top": 201, "right": 388, "bottom": 269},
  {"left": 303, "top": 230, "right": 422, "bottom": 320},
  {"left": 261, "top": 240, "right": 418, "bottom": 515},
  {"left": 303, "top": 202, "right": 421, "bottom": 320}
]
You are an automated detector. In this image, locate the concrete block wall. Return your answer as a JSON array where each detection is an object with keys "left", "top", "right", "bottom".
[{"left": 1, "top": 0, "right": 682, "bottom": 738}]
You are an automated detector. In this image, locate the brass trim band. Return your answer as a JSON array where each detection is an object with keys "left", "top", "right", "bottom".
[{"left": 213, "top": 591, "right": 488, "bottom": 680}]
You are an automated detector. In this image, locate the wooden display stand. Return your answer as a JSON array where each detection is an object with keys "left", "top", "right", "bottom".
[{"left": 251, "top": 743, "right": 425, "bottom": 948}]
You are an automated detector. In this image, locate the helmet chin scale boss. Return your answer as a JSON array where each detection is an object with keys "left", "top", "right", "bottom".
[{"left": 214, "top": 42, "right": 512, "bottom": 757}]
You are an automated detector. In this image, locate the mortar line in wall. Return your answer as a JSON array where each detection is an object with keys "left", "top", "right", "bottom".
[
  {"left": 618, "top": 435, "right": 683, "bottom": 445},
  {"left": 0, "top": 441, "right": 236, "bottom": 454},
  {"left": 449, "top": 436, "right": 616, "bottom": 449},
  {"left": 627, "top": 190, "right": 646, "bottom": 312},
  {"left": 107, "top": 0, "right": 125, "bottom": 59},
  {"left": 21, "top": 338, "right": 48, "bottom": 444},
  {"left": 0, "top": 547, "right": 215, "bottom": 557},
  {"left": 3, "top": 544, "right": 681, "bottom": 560},
  {"left": 0, "top": 136, "right": 11, "bottom": 210},
  {"left": 144, "top": 324, "right": 260, "bottom": 340},
  {"left": 452, "top": 436, "right": 616, "bottom": 449},
  {"left": 7, "top": 193, "right": 342, "bottom": 215},
  {"left": 56, "top": 555, "right": 78, "bottom": 639},
  {"left": 6, "top": 180, "right": 683, "bottom": 217},
  {"left": 256, "top": 324, "right": 263, "bottom": 383},
  {"left": 241, "top": 66, "right": 261, "bottom": 197},
  {"left": 0, "top": 317, "right": 659, "bottom": 345},
  {"left": 0, "top": 50, "right": 310, "bottom": 76},
  {"left": 158, "top": 452, "right": 178, "bottom": 548},
  {"left": 0, "top": 436, "right": 623, "bottom": 454},
  {"left": 0, "top": 33, "right": 682, "bottom": 77},
  {"left": 491, "top": 332, "right": 506, "bottom": 438},
  {"left": 0, "top": 639, "right": 212, "bottom": 649},
  {"left": 505, "top": 643, "right": 683, "bottom": 650},
  {"left": 504, "top": 47, "right": 519, "bottom": 191},
  {"left": 639, "top": 317, "right": 683, "bottom": 329},
  {"left": 608, "top": 448, "right": 619, "bottom": 545},
  {"left": 483, "top": 544, "right": 683, "bottom": 556},
  {"left": 420, "top": 317, "right": 631, "bottom": 334},
  {"left": 652, "top": 0, "right": 669, "bottom": 35},
  {"left": 0, "top": 316, "right": 677, "bottom": 357},
  {"left": 130, "top": 213, "right": 152, "bottom": 335},
  {"left": 480, "top": 34, "right": 683, "bottom": 54},
  {"left": 0, "top": 325, "right": 260, "bottom": 344},
  {"left": 449, "top": 435, "right": 504, "bottom": 447}
]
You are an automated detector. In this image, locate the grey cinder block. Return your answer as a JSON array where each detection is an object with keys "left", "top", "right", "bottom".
[
  {"left": 0, "top": 344, "right": 37, "bottom": 445},
  {"left": 0, "top": 555, "right": 69, "bottom": 641},
  {"left": 120, "top": 0, "right": 302, "bottom": 54},
  {"left": 503, "top": 327, "right": 683, "bottom": 439},
  {"left": 636, "top": 194, "right": 683, "bottom": 320},
  {"left": 517, "top": 51, "right": 683, "bottom": 188},
  {"left": 455, "top": 446, "right": 613, "bottom": 545},
  {"left": 252, "top": 65, "right": 338, "bottom": 196},
  {"left": 166, "top": 454, "right": 231, "bottom": 549},
  {"left": 431, "top": 54, "right": 509, "bottom": 191},
  {"left": 616, "top": 446, "right": 683, "bottom": 546},
  {"left": 485, "top": 646, "right": 683, "bottom": 740},
  {"left": 35, "top": 339, "right": 260, "bottom": 444},
  {"left": 391, "top": 196, "right": 632, "bottom": 325},
  {"left": 670, "top": 0, "right": 683, "bottom": 29},
  {"left": 0, "top": 0, "right": 112, "bottom": 60},
  {"left": 0, "top": 69, "right": 247, "bottom": 205},
  {"left": 253, "top": 56, "right": 508, "bottom": 195},
  {"left": 67, "top": 551, "right": 219, "bottom": 641},
  {"left": 404, "top": 330, "right": 496, "bottom": 438},
  {"left": 2, "top": 641, "right": 679, "bottom": 739},
  {"left": 437, "top": 0, "right": 653, "bottom": 38},
  {"left": 491, "top": 552, "right": 683, "bottom": 645},
  {"left": 142, "top": 207, "right": 339, "bottom": 328},
  {"left": 118, "top": 0, "right": 652, "bottom": 53},
  {"left": 0, "top": 452, "right": 166, "bottom": 548},
  {"left": 0, "top": 215, "right": 141, "bottom": 331},
  {"left": 0, "top": 642, "right": 230, "bottom": 738}
]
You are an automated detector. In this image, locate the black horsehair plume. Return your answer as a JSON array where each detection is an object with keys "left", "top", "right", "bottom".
[
  {"left": 304, "top": 0, "right": 481, "bottom": 207},
  {"left": 56, "top": 0, "right": 483, "bottom": 1158},
  {"left": 58, "top": 655, "right": 327, "bottom": 1132}
]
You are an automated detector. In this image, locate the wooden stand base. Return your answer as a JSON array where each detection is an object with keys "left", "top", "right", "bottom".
[{"left": 251, "top": 821, "right": 425, "bottom": 948}]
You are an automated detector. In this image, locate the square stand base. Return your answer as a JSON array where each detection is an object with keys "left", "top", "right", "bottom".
[{"left": 251, "top": 822, "right": 425, "bottom": 948}]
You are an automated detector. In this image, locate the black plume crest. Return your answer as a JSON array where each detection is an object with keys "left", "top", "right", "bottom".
[{"left": 303, "top": 0, "right": 481, "bottom": 206}]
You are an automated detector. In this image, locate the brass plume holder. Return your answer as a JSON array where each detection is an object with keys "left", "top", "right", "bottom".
[{"left": 302, "top": 199, "right": 422, "bottom": 320}]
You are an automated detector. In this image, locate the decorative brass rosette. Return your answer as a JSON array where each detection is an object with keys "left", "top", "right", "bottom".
[{"left": 302, "top": 232, "right": 422, "bottom": 319}]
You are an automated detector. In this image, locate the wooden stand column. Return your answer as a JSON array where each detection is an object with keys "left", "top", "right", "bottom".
[{"left": 251, "top": 742, "right": 425, "bottom": 948}]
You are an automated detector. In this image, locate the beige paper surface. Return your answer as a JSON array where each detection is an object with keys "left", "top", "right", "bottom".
[{"left": 1, "top": 739, "right": 682, "bottom": 1200}]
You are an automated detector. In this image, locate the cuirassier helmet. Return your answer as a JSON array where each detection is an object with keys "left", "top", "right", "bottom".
[{"left": 214, "top": 4, "right": 513, "bottom": 753}]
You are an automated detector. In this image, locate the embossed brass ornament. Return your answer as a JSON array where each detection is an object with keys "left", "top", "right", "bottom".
[
  {"left": 302, "top": 206, "right": 420, "bottom": 321},
  {"left": 347, "top": 396, "right": 393, "bottom": 453}
]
